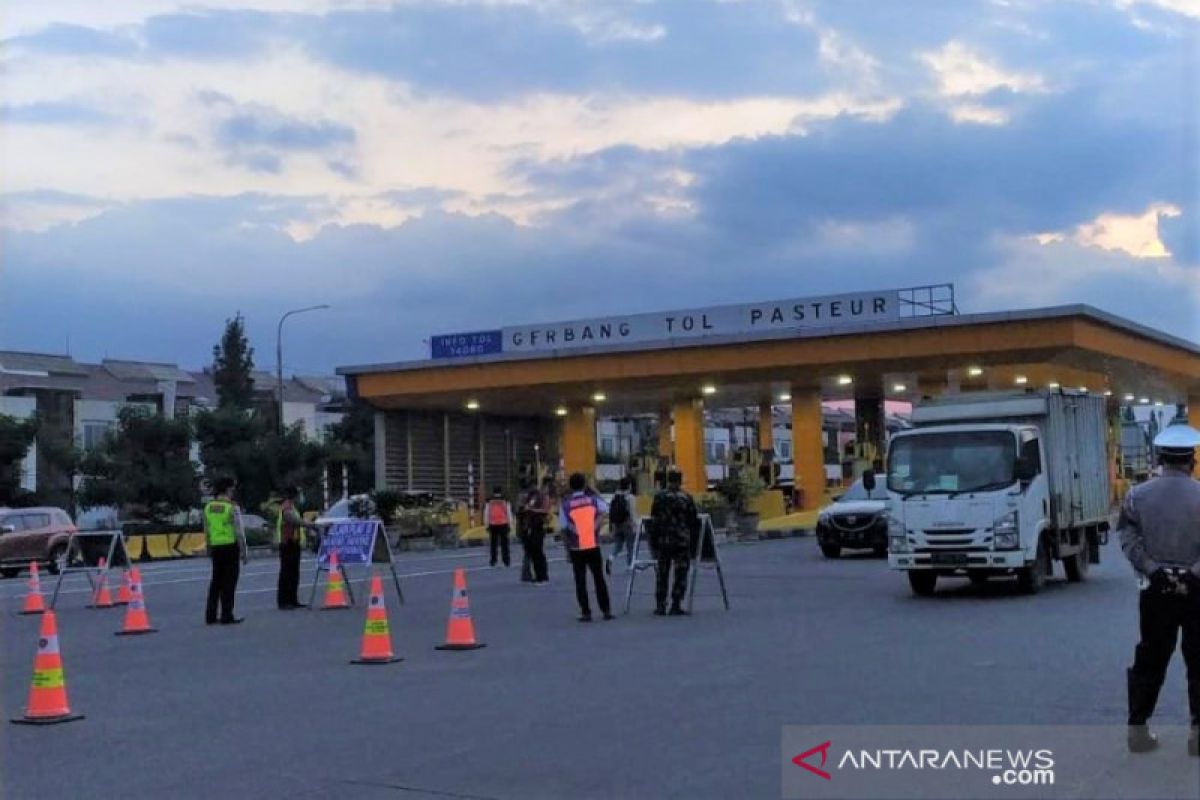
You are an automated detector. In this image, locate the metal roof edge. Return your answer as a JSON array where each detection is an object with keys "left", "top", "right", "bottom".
[{"left": 336, "top": 304, "right": 1200, "bottom": 376}]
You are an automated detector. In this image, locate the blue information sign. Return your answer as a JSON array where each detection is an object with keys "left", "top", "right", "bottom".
[
  {"left": 431, "top": 330, "right": 503, "bottom": 359},
  {"left": 317, "top": 520, "right": 380, "bottom": 566}
]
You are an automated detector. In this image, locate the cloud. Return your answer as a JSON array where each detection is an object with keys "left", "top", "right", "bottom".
[
  {"left": 921, "top": 40, "right": 1047, "bottom": 96},
  {"left": 2, "top": 0, "right": 1196, "bottom": 369},
  {"left": 0, "top": 190, "right": 116, "bottom": 232},
  {"left": 970, "top": 232, "right": 1200, "bottom": 341},
  {"left": 1034, "top": 202, "right": 1184, "bottom": 259},
  {"left": 4, "top": 22, "right": 139, "bottom": 56},
  {"left": 0, "top": 101, "right": 114, "bottom": 125},
  {"left": 200, "top": 94, "right": 357, "bottom": 175}
]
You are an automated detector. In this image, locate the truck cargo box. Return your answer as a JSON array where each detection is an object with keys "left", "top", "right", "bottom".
[{"left": 910, "top": 392, "right": 1111, "bottom": 531}]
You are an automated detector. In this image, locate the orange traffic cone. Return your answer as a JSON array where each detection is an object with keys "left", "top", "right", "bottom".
[
  {"left": 322, "top": 551, "right": 350, "bottom": 610},
  {"left": 11, "top": 610, "right": 84, "bottom": 725},
  {"left": 114, "top": 568, "right": 157, "bottom": 636},
  {"left": 88, "top": 558, "right": 114, "bottom": 609},
  {"left": 19, "top": 561, "right": 46, "bottom": 616},
  {"left": 115, "top": 568, "right": 133, "bottom": 606},
  {"left": 351, "top": 573, "right": 402, "bottom": 665},
  {"left": 435, "top": 568, "right": 485, "bottom": 650}
]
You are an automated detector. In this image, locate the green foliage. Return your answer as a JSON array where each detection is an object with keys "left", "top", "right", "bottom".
[
  {"left": 325, "top": 399, "right": 375, "bottom": 494},
  {"left": 79, "top": 406, "right": 200, "bottom": 521},
  {"left": 349, "top": 495, "right": 376, "bottom": 519},
  {"left": 212, "top": 313, "right": 256, "bottom": 410},
  {"left": 369, "top": 489, "right": 405, "bottom": 524},
  {"left": 714, "top": 468, "right": 766, "bottom": 515},
  {"left": 194, "top": 407, "right": 329, "bottom": 514},
  {"left": 695, "top": 492, "right": 731, "bottom": 515},
  {"left": 0, "top": 413, "right": 37, "bottom": 506}
]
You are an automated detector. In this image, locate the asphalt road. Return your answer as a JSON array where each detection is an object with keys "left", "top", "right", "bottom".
[{"left": 1, "top": 537, "right": 1195, "bottom": 799}]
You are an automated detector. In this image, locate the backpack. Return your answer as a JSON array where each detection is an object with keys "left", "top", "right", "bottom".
[
  {"left": 486, "top": 500, "right": 508, "bottom": 526},
  {"left": 610, "top": 492, "right": 631, "bottom": 525}
]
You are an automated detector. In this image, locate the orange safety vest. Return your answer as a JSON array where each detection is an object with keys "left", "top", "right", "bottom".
[
  {"left": 486, "top": 500, "right": 509, "bottom": 526},
  {"left": 567, "top": 500, "right": 598, "bottom": 550}
]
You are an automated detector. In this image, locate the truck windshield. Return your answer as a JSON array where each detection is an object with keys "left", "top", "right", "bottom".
[{"left": 887, "top": 431, "right": 1017, "bottom": 495}]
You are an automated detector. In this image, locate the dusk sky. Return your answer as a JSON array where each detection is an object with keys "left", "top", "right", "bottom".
[{"left": 1, "top": 0, "right": 1197, "bottom": 376}]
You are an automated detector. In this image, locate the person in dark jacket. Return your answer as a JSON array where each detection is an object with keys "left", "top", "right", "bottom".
[{"left": 648, "top": 469, "right": 700, "bottom": 616}]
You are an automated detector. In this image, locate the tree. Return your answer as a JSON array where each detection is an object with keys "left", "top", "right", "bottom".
[
  {"left": 213, "top": 313, "right": 256, "bottom": 410},
  {"left": 0, "top": 413, "right": 37, "bottom": 506},
  {"left": 79, "top": 406, "right": 200, "bottom": 521},
  {"left": 194, "top": 409, "right": 328, "bottom": 515},
  {"left": 325, "top": 399, "right": 375, "bottom": 495}
]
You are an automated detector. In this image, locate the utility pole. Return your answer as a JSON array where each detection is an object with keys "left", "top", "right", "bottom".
[{"left": 276, "top": 305, "right": 330, "bottom": 436}]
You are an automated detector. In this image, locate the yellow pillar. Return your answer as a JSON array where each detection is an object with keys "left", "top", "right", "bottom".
[
  {"left": 657, "top": 409, "right": 673, "bottom": 463},
  {"left": 1190, "top": 395, "right": 1200, "bottom": 478},
  {"left": 562, "top": 405, "right": 597, "bottom": 481},
  {"left": 671, "top": 399, "right": 707, "bottom": 496},
  {"left": 758, "top": 402, "right": 774, "bottom": 452},
  {"left": 792, "top": 387, "right": 825, "bottom": 512}
]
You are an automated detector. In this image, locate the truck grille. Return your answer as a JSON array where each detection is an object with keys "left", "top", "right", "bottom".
[{"left": 918, "top": 528, "right": 989, "bottom": 550}]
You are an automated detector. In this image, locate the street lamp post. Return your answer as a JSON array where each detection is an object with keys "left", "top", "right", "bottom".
[{"left": 276, "top": 305, "right": 330, "bottom": 436}]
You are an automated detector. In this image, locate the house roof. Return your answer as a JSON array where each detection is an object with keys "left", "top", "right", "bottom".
[
  {"left": 102, "top": 359, "right": 195, "bottom": 384},
  {"left": 0, "top": 351, "right": 88, "bottom": 377},
  {"left": 0, "top": 351, "right": 337, "bottom": 409}
]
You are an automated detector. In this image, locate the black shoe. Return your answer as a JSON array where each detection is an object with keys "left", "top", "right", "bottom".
[
  {"left": 219, "top": 617, "right": 244, "bottom": 625},
  {"left": 205, "top": 618, "right": 217, "bottom": 625},
  {"left": 1127, "top": 725, "right": 1158, "bottom": 753},
  {"left": 292, "top": 602, "right": 307, "bottom": 609},
  {"left": 577, "top": 613, "right": 593, "bottom": 622},
  {"left": 1188, "top": 727, "right": 1198, "bottom": 757},
  {"left": 669, "top": 605, "right": 689, "bottom": 616},
  {"left": 603, "top": 612, "right": 615, "bottom": 621},
  {"left": 654, "top": 606, "right": 667, "bottom": 616}
]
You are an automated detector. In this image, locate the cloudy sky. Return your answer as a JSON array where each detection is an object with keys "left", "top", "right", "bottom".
[{"left": 1, "top": 0, "right": 1197, "bottom": 375}]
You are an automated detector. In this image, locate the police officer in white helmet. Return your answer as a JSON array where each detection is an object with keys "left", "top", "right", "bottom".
[{"left": 1118, "top": 423, "right": 1200, "bottom": 755}]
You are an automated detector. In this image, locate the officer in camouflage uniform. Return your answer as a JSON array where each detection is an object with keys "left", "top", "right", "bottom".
[{"left": 649, "top": 468, "right": 700, "bottom": 616}]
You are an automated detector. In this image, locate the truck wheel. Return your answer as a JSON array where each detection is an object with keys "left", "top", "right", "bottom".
[
  {"left": 45, "top": 544, "right": 67, "bottom": 576},
  {"left": 1063, "top": 549, "right": 1090, "bottom": 582},
  {"left": 907, "top": 571, "right": 937, "bottom": 597},
  {"left": 872, "top": 545, "right": 888, "bottom": 557},
  {"left": 1017, "top": 538, "right": 1049, "bottom": 594},
  {"left": 819, "top": 542, "right": 841, "bottom": 559}
]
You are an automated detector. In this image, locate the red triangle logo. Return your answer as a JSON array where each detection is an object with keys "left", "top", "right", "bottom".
[{"left": 792, "top": 740, "right": 832, "bottom": 780}]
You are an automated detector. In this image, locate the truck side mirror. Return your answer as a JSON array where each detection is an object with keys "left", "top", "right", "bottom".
[{"left": 862, "top": 469, "right": 877, "bottom": 492}]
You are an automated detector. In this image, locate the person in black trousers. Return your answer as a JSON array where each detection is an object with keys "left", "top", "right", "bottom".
[
  {"left": 276, "top": 487, "right": 318, "bottom": 609},
  {"left": 203, "top": 478, "right": 247, "bottom": 625},
  {"left": 516, "top": 479, "right": 552, "bottom": 585},
  {"left": 559, "top": 473, "right": 612, "bottom": 621}
]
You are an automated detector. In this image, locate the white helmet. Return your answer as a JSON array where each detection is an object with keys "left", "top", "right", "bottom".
[{"left": 1153, "top": 424, "right": 1200, "bottom": 454}]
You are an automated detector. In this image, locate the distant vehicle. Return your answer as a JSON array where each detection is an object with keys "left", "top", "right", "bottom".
[
  {"left": 816, "top": 476, "right": 890, "bottom": 558},
  {"left": 240, "top": 513, "right": 270, "bottom": 545},
  {"left": 887, "top": 391, "right": 1110, "bottom": 596},
  {"left": 314, "top": 494, "right": 373, "bottom": 529},
  {"left": 0, "top": 507, "right": 78, "bottom": 578}
]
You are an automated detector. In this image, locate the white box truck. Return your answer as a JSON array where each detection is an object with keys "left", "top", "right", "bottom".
[{"left": 886, "top": 391, "right": 1111, "bottom": 595}]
